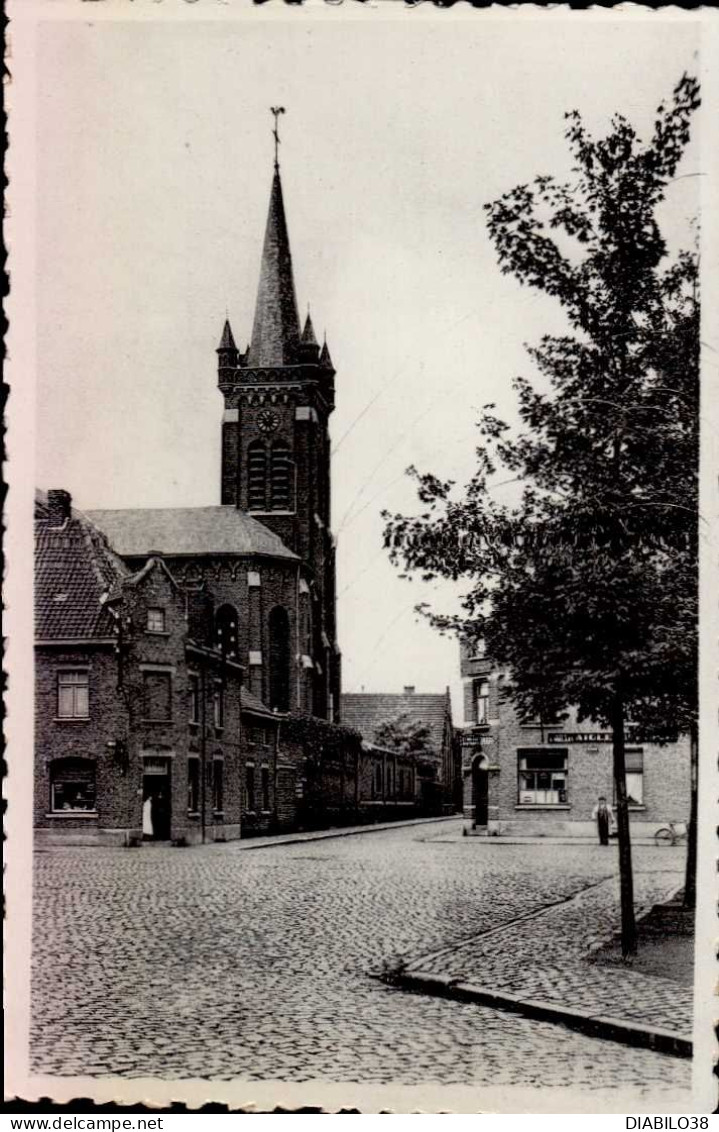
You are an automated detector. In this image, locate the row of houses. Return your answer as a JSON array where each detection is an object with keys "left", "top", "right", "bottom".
[{"left": 34, "top": 491, "right": 459, "bottom": 846}]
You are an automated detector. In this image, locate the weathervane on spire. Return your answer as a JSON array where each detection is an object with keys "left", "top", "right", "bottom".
[{"left": 270, "top": 106, "right": 286, "bottom": 171}]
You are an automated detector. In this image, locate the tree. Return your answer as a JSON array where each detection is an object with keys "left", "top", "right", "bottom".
[
  {"left": 383, "top": 75, "right": 700, "bottom": 957},
  {"left": 374, "top": 713, "right": 433, "bottom": 761}
]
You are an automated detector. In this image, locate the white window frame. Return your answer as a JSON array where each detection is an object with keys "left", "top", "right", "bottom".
[
  {"left": 146, "top": 607, "right": 166, "bottom": 634},
  {"left": 57, "top": 670, "right": 90, "bottom": 720},
  {"left": 475, "top": 680, "right": 489, "bottom": 725},
  {"left": 517, "top": 748, "right": 568, "bottom": 806}
]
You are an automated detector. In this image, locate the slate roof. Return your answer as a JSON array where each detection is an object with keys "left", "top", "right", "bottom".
[
  {"left": 340, "top": 691, "right": 452, "bottom": 754},
  {"left": 85, "top": 506, "right": 298, "bottom": 561},
  {"left": 247, "top": 169, "right": 302, "bottom": 368},
  {"left": 35, "top": 502, "right": 129, "bottom": 641}
]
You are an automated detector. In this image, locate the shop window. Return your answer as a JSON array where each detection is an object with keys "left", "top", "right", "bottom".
[
  {"left": 212, "top": 760, "right": 224, "bottom": 813},
  {"left": 146, "top": 607, "right": 166, "bottom": 634},
  {"left": 50, "top": 758, "right": 96, "bottom": 812},
  {"left": 57, "top": 670, "right": 89, "bottom": 719},
  {"left": 143, "top": 671, "right": 172, "bottom": 721},
  {"left": 188, "top": 674, "right": 200, "bottom": 724},
  {"left": 246, "top": 764, "right": 256, "bottom": 812},
  {"left": 475, "top": 680, "right": 489, "bottom": 725},
  {"left": 261, "top": 766, "right": 270, "bottom": 812},
  {"left": 188, "top": 758, "right": 200, "bottom": 813},
  {"left": 518, "top": 748, "right": 568, "bottom": 805},
  {"left": 270, "top": 441, "right": 293, "bottom": 511},
  {"left": 248, "top": 441, "right": 267, "bottom": 511}
]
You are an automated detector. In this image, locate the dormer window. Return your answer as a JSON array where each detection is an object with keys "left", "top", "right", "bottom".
[{"left": 146, "top": 608, "right": 166, "bottom": 634}]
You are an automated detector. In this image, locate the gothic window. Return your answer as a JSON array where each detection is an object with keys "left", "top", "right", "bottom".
[
  {"left": 215, "top": 604, "right": 239, "bottom": 660},
  {"left": 268, "top": 606, "right": 291, "bottom": 713},
  {"left": 270, "top": 441, "right": 293, "bottom": 511},
  {"left": 248, "top": 441, "right": 267, "bottom": 511}
]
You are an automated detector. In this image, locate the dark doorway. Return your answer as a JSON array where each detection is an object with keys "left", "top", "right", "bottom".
[
  {"left": 142, "top": 763, "right": 171, "bottom": 841},
  {"left": 472, "top": 756, "right": 489, "bottom": 827}
]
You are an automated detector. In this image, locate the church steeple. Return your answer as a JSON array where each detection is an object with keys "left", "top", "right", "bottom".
[{"left": 247, "top": 169, "right": 301, "bottom": 368}]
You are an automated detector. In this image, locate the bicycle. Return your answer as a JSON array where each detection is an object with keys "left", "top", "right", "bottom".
[{"left": 654, "top": 821, "right": 688, "bottom": 847}]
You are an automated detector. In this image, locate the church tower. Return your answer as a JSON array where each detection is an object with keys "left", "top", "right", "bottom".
[{"left": 217, "top": 141, "right": 340, "bottom": 721}]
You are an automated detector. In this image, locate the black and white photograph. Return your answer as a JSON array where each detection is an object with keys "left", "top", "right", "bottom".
[{"left": 5, "top": 1, "right": 718, "bottom": 1116}]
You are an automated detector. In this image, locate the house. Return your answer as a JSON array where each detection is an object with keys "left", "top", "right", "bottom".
[
  {"left": 34, "top": 489, "right": 275, "bottom": 846},
  {"left": 459, "top": 642, "right": 691, "bottom": 837},
  {"left": 341, "top": 687, "right": 460, "bottom": 814}
]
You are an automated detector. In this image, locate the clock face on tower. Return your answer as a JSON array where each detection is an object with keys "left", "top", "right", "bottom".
[{"left": 257, "top": 409, "right": 280, "bottom": 434}]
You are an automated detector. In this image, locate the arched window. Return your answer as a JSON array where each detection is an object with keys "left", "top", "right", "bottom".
[
  {"left": 268, "top": 606, "right": 291, "bottom": 713},
  {"left": 215, "top": 604, "right": 239, "bottom": 660},
  {"left": 247, "top": 441, "right": 267, "bottom": 511},
  {"left": 270, "top": 441, "right": 293, "bottom": 511},
  {"left": 50, "top": 757, "right": 96, "bottom": 813}
]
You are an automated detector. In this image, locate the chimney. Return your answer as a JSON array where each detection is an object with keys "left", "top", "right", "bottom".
[
  {"left": 403, "top": 685, "right": 415, "bottom": 695},
  {"left": 47, "top": 489, "right": 72, "bottom": 528}
]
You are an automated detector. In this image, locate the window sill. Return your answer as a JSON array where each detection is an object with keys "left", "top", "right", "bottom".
[
  {"left": 515, "top": 804, "right": 571, "bottom": 811},
  {"left": 145, "top": 630, "right": 170, "bottom": 637},
  {"left": 628, "top": 804, "right": 646, "bottom": 811},
  {"left": 46, "top": 811, "right": 98, "bottom": 819},
  {"left": 187, "top": 811, "right": 200, "bottom": 818},
  {"left": 213, "top": 811, "right": 224, "bottom": 818},
  {"left": 188, "top": 721, "right": 200, "bottom": 730},
  {"left": 53, "top": 717, "right": 89, "bottom": 723}
]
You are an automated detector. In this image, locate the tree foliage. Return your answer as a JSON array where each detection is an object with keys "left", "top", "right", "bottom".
[
  {"left": 384, "top": 74, "right": 700, "bottom": 735},
  {"left": 373, "top": 712, "right": 433, "bottom": 757}
]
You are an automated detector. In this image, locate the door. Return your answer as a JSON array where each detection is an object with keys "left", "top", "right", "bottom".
[
  {"left": 142, "top": 759, "right": 171, "bottom": 840},
  {"left": 472, "top": 756, "right": 489, "bottom": 827}
]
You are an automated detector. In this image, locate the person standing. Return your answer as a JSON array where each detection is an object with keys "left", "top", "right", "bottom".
[
  {"left": 142, "top": 793, "right": 154, "bottom": 839},
  {"left": 592, "top": 795, "right": 614, "bottom": 845}
]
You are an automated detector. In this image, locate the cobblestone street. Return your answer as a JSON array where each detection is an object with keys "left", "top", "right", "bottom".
[{"left": 31, "top": 820, "right": 690, "bottom": 1099}]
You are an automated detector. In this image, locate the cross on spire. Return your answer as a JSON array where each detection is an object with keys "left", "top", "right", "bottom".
[{"left": 271, "top": 106, "right": 286, "bottom": 171}]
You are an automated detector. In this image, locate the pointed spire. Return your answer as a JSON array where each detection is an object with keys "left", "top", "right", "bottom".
[
  {"left": 301, "top": 308, "right": 318, "bottom": 346},
  {"left": 218, "top": 319, "right": 237, "bottom": 351},
  {"left": 319, "top": 336, "right": 334, "bottom": 370},
  {"left": 247, "top": 170, "right": 301, "bottom": 368}
]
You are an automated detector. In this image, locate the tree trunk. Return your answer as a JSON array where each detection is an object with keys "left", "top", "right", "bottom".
[
  {"left": 683, "top": 721, "right": 698, "bottom": 909},
  {"left": 611, "top": 694, "right": 637, "bottom": 957}
]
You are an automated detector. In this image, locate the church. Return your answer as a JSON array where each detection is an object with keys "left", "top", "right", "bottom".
[{"left": 34, "top": 148, "right": 350, "bottom": 846}]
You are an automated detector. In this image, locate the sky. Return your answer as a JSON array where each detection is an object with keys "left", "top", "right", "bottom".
[{"left": 35, "top": 12, "right": 701, "bottom": 718}]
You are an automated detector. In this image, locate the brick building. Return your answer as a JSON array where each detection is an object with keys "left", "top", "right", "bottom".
[
  {"left": 459, "top": 642, "right": 691, "bottom": 837},
  {"left": 341, "top": 688, "right": 460, "bottom": 814}
]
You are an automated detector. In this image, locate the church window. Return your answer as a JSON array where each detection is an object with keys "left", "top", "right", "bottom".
[
  {"left": 268, "top": 606, "right": 291, "bottom": 713},
  {"left": 270, "top": 441, "right": 293, "bottom": 511},
  {"left": 248, "top": 441, "right": 267, "bottom": 511},
  {"left": 215, "top": 604, "right": 239, "bottom": 660}
]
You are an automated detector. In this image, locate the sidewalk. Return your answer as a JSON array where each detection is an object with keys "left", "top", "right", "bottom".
[
  {"left": 222, "top": 813, "right": 459, "bottom": 851},
  {"left": 385, "top": 871, "right": 693, "bottom": 1058}
]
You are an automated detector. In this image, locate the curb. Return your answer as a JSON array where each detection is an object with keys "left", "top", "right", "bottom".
[
  {"left": 382, "top": 971, "right": 692, "bottom": 1059},
  {"left": 228, "top": 814, "right": 460, "bottom": 851}
]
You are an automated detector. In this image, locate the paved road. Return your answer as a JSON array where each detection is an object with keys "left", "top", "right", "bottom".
[{"left": 31, "top": 821, "right": 689, "bottom": 1098}]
